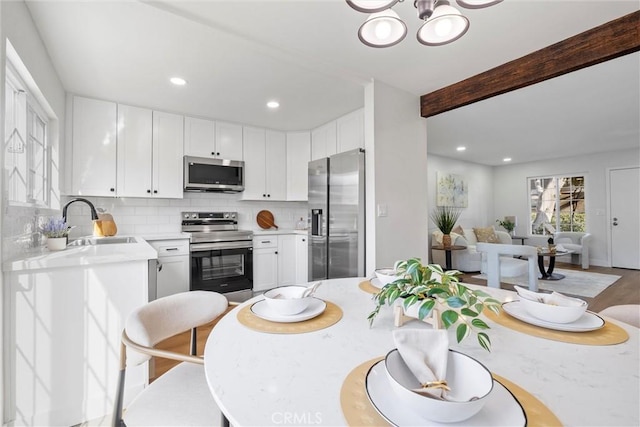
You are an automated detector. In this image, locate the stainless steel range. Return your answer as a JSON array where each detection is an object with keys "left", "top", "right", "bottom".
[{"left": 182, "top": 211, "right": 253, "bottom": 302}]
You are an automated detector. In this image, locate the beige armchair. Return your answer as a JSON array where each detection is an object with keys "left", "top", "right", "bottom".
[{"left": 554, "top": 232, "right": 591, "bottom": 269}]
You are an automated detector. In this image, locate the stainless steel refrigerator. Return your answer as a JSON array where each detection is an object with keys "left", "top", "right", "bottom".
[{"left": 308, "top": 148, "right": 365, "bottom": 280}]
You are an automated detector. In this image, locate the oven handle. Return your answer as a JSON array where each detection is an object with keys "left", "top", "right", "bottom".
[{"left": 190, "top": 241, "right": 253, "bottom": 252}]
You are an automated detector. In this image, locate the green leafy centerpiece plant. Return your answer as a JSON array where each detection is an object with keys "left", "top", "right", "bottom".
[
  {"left": 368, "top": 258, "right": 501, "bottom": 351},
  {"left": 430, "top": 206, "right": 462, "bottom": 247}
]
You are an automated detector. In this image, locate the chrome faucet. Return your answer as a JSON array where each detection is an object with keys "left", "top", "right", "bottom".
[{"left": 62, "top": 198, "right": 99, "bottom": 224}]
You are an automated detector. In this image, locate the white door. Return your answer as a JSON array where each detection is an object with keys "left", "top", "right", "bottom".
[
  {"left": 215, "top": 121, "right": 243, "bottom": 160},
  {"left": 265, "top": 130, "right": 287, "bottom": 200},
  {"left": 184, "top": 116, "right": 215, "bottom": 158},
  {"left": 117, "top": 104, "right": 152, "bottom": 197},
  {"left": 152, "top": 111, "right": 184, "bottom": 198},
  {"left": 286, "top": 131, "right": 311, "bottom": 201},
  {"left": 277, "top": 235, "right": 297, "bottom": 286},
  {"left": 610, "top": 167, "right": 640, "bottom": 269},
  {"left": 242, "top": 126, "right": 267, "bottom": 200}
]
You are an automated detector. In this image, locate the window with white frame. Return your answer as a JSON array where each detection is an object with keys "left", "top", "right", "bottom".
[
  {"left": 5, "top": 59, "right": 50, "bottom": 207},
  {"left": 529, "top": 175, "right": 585, "bottom": 235}
]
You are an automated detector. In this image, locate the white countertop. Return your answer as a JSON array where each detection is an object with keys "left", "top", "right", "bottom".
[
  {"left": 252, "top": 229, "right": 307, "bottom": 236},
  {"left": 204, "top": 278, "right": 639, "bottom": 427},
  {"left": 3, "top": 235, "right": 158, "bottom": 272}
]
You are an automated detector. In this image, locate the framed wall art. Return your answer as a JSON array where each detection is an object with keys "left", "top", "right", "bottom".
[{"left": 436, "top": 171, "right": 468, "bottom": 207}]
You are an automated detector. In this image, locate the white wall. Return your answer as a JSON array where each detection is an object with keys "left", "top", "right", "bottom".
[
  {"left": 426, "top": 154, "right": 495, "bottom": 239},
  {"left": 1, "top": 1, "right": 66, "bottom": 423},
  {"left": 365, "top": 81, "right": 429, "bottom": 272},
  {"left": 493, "top": 147, "right": 640, "bottom": 267}
]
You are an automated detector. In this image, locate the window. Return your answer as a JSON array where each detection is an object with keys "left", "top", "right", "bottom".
[
  {"left": 529, "top": 175, "right": 585, "bottom": 235},
  {"left": 4, "top": 49, "right": 52, "bottom": 207}
]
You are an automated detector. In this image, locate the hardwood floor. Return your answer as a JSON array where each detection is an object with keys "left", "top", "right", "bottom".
[{"left": 151, "top": 263, "right": 639, "bottom": 381}]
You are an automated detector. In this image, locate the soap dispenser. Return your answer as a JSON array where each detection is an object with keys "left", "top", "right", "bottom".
[{"left": 296, "top": 217, "right": 306, "bottom": 230}]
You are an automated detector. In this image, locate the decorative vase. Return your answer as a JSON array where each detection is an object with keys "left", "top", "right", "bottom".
[
  {"left": 46, "top": 237, "right": 67, "bottom": 251},
  {"left": 442, "top": 234, "right": 452, "bottom": 247}
]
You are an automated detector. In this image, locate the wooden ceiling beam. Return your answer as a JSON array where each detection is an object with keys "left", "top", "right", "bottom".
[{"left": 420, "top": 11, "right": 640, "bottom": 118}]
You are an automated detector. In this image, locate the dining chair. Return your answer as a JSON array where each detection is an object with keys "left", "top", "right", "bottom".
[
  {"left": 112, "top": 291, "right": 233, "bottom": 427},
  {"left": 599, "top": 305, "right": 640, "bottom": 328}
]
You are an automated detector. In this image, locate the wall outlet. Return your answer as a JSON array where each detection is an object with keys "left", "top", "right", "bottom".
[{"left": 377, "top": 204, "right": 388, "bottom": 217}]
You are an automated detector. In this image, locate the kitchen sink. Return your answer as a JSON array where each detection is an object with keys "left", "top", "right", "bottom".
[{"left": 67, "top": 236, "right": 138, "bottom": 246}]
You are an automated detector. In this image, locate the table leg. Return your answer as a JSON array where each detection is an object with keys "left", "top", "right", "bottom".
[
  {"left": 445, "top": 249, "right": 452, "bottom": 270},
  {"left": 537, "top": 255, "right": 566, "bottom": 280}
]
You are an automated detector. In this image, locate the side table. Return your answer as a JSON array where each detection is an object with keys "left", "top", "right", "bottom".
[
  {"left": 511, "top": 236, "right": 528, "bottom": 245},
  {"left": 432, "top": 245, "right": 466, "bottom": 270},
  {"left": 537, "top": 250, "right": 574, "bottom": 280}
]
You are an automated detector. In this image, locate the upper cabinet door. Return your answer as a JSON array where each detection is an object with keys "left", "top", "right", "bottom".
[
  {"left": 286, "top": 131, "right": 310, "bottom": 201},
  {"left": 184, "top": 116, "right": 215, "bottom": 158},
  {"left": 117, "top": 104, "right": 153, "bottom": 198},
  {"left": 153, "top": 111, "right": 184, "bottom": 198},
  {"left": 215, "top": 121, "right": 243, "bottom": 160},
  {"left": 265, "top": 130, "right": 287, "bottom": 200},
  {"left": 310, "top": 121, "right": 337, "bottom": 161},
  {"left": 336, "top": 108, "right": 364, "bottom": 153},
  {"left": 71, "top": 96, "right": 117, "bottom": 197},
  {"left": 242, "top": 126, "right": 267, "bottom": 200}
]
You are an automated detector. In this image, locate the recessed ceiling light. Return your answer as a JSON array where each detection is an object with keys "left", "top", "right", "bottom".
[
  {"left": 267, "top": 100, "right": 280, "bottom": 109},
  {"left": 456, "top": 146, "right": 466, "bottom": 152},
  {"left": 170, "top": 77, "right": 187, "bottom": 86},
  {"left": 503, "top": 157, "right": 512, "bottom": 162}
]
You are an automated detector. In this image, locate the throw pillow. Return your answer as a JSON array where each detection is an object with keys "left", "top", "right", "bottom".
[
  {"left": 452, "top": 225, "right": 464, "bottom": 237},
  {"left": 473, "top": 226, "right": 499, "bottom": 243}
]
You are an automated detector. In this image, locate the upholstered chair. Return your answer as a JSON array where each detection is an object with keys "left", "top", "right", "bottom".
[
  {"left": 599, "top": 305, "right": 640, "bottom": 328},
  {"left": 554, "top": 232, "right": 592, "bottom": 269},
  {"left": 476, "top": 243, "right": 539, "bottom": 291},
  {"left": 113, "top": 291, "right": 233, "bottom": 427}
]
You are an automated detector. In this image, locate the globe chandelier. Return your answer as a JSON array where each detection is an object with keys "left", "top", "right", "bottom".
[{"left": 346, "top": 0, "right": 503, "bottom": 48}]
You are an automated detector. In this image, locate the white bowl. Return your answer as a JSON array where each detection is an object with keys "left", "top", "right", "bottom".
[
  {"left": 518, "top": 293, "right": 587, "bottom": 324},
  {"left": 374, "top": 268, "right": 400, "bottom": 286},
  {"left": 263, "top": 286, "right": 311, "bottom": 316},
  {"left": 384, "top": 348, "right": 493, "bottom": 423}
]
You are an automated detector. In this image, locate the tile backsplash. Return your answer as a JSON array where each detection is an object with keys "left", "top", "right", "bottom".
[
  {"left": 3, "top": 192, "right": 308, "bottom": 262},
  {"left": 62, "top": 192, "right": 308, "bottom": 240}
]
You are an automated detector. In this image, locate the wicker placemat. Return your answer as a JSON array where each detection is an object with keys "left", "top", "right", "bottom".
[
  {"left": 485, "top": 308, "right": 629, "bottom": 345},
  {"left": 340, "top": 357, "right": 562, "bottom": 426},
  {"left": 359, "top": 280, "right": 380, "bottom": 295},
  {"left": 237, "top": 300, "right": 342, "bottom": 334}
]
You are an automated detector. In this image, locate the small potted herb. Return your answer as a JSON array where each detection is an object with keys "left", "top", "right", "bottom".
[
  {"left": 368, "top": 258, "right": 502, "bottom": 351},
  {"left": 41, "top": 217, "right": 70, "bottom": 251}
]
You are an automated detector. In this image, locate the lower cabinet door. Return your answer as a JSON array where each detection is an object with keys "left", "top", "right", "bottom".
[
  {"left": 157, "top": 255, "right": 190, "bottom": 299},
  {"left": 253, "top": 249, "right": 278, "bottom": 291}
]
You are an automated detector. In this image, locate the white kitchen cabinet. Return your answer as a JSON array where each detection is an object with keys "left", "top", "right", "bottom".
[
  {"left": 336, "top": 108, "right": 364, "bottom": 153},
  {"left": 116, "top": 109, "right": 183, "bottom": 198},
  {"left": 286, "top": 131, "right": 311, "bottom": 201},
  {"left": 117, "top": 104, "right": 153, "bottom": 198},
  {"left": 71, "top": 96, "right": 117, "bottom": 196},
  {"left": 152, "top": 111, "right": 184, "bottom": 198},
  {"left": 5, "top": 260, "right": 149, "bottom": 426},
  {"left": 253, "top": 237, "right": 279, "bottom": 291},
  {"left": 253, "top": 234, "right": 308, "bottom": 291},
  {"left": 277, "top": 234, "right": 297, "bottom": 286},
  {"left": 147, "top": 238, "right": 190, "bottom": 299},
  {"left": 311, "top": 120, "right": 337, "bottom": 161},
  {"left": 242, "top": 127, "right": 287, "bottom": 200},
  {"left": 184, "top": 117, "right": 243, "bottom": 160},
  {"left": 215, "top": 121, "right": 243, "bottom": 160},
  {"left": 295, "top": 234, "right": 309, "bottom": 283}
]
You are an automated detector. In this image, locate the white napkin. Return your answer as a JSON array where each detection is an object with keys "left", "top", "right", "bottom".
[
  {"left": 514, "top": 285, "right": 586, "bottom": 307},
  {"left": 393, "top": 329, "right": 449, "bottom": 398}
]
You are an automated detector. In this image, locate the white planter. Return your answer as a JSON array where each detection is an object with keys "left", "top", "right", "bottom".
[
  {"left": 46, "top": 237, "right": 67, "bottom": 251},
  {"left": 394, "top": 298, "right": 441, "bottom": 329}
]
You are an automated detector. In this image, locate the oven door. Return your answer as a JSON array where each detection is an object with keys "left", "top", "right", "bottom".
[{"left": 190, "top": 243, "right": 253, "bottom": 294}]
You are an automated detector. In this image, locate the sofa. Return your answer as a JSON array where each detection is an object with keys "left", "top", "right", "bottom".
[{"left": 431, "top": 227, "right": 519, "bottom": 273}]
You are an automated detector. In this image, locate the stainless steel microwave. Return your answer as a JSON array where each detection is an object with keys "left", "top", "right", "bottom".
[{"left": 183, "top": 156, "right": 244, "bottom": 192}]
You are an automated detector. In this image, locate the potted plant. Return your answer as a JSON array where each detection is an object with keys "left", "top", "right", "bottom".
[
  {"left": 368, "top": 258, "right": 501, "bottom": 351},
  {"left": 430, "top": 206, "right": 462, "bottom": 247},
  {"left": 496, "top": 218, "right": 516, "bottom": 235},
  {"left": 41, "top": 217, "right": 70, "bottom": 251}
]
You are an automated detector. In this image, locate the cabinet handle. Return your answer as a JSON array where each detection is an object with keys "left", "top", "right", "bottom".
[
  {"left": 267, "top": 194, "right": 271, "bottom": 197},
  {"left": 153, "top": 190, "right": 158, "bottom": 194},
  {"left": 217, "top": 152, "right": 220, "bottom": 156},
  {"left": 147, "top": 189, "right": 151, "bottom": 193},
  {"left": 263, "top": 194, "right": 266, "bottom": 197},
  {"left": 261, "top": 240, "right": 271, "bottom": 244},
  {"left": 110, "top": 188, "right": 115, "bottom": 192},
  {"left": 211, "top": 152, "right": 215, "bottom": 156},
  {"left": 166, "top": 248, "right": 179, "bottom": 251},
  {"left": 302, "top": 239, "right": 306, "bottom": 242},
  {"left": 275, "top": 251, "right": 278, "bottom": 255}
]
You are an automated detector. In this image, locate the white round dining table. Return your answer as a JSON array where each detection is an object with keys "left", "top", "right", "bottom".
[{"left": 204, "top": 277, "right": 639, "bottom": 426}]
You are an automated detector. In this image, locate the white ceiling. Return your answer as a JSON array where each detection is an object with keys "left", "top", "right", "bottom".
[{"left": 25, "top": 0, "right": 640, "bottom": 165}]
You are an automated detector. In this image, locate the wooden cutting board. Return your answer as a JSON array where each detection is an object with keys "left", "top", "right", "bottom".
[{"left": 256, "top": 210, "right": 278, "bottom": 229}]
